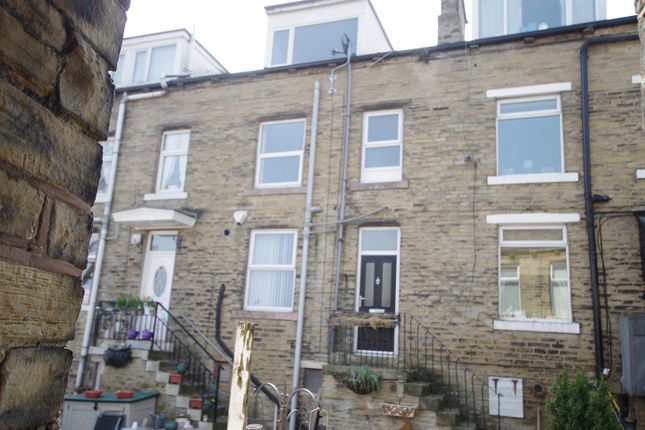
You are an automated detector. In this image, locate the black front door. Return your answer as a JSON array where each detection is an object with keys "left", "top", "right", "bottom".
[{"left": 357, "top": 255, "right": 396, "bottom": 352}]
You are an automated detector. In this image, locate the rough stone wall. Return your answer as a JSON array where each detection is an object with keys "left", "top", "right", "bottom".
[
  {"left": 638, "top": 0, "right": 645, "bottom": 130},
  {"left": 76, "top": 22, "right": 645, "bottom": 430},
  {"left": 0, "top": 1, "right": 128, "bottom": 428}
]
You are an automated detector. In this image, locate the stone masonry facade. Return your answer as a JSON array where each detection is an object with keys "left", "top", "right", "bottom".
[
  {"left": 72, "top": 19, "right": 645, "bottom": 429},
  {"left": 0, "top": 1, "right": 128, "bottom": 428}
]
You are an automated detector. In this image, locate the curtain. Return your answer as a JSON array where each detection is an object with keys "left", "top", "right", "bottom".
[
  {"left": 252, "top": 233, "right": 294, "bottom": 265},
  {"left": 160, "top": 155, "right": 187, "bottom": 190},
  {"left": 247, "top": 270, "right": 294, "bottom": 308},
  {"left": 550, "top": 262, "right": 570, "bottom": 319}
]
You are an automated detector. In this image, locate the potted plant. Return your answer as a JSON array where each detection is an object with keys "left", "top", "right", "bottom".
[
  {"left": 126, "top": 328, "right": 139, "bottom": 340},
  {"left": 175, "top": 362, "right": 188, "bottom": 375},
  {"left": 345, "top": 365, "right": 380, "bottom": 394},
  {"left": 103, "top": 344, "right": 132, "bottom": 368},
  {"left": 141, "top": 329, "right": 154, "bottom": 340}
]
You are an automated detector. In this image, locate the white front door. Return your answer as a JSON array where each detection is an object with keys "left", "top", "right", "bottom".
[{"left": 140, "top": 232, "right": 177, "bottom": 310}]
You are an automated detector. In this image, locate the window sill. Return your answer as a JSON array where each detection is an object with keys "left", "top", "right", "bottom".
[
  {"left": 143, "top": 192, "right": 187, "bottom": 201},
  {"left": 350, "top": 180, "right": 409, "bottom": 191},
  {"left": 493, "top": 319, "right": 580, "bottom": 334},
  {"left": 487, "top": 172, "right": 579, "bottom": 185},
  {"left": 244, "top": 186, "right": 306, "bottom": 196},
  {"left": 636, "top": 169, "right": 645, "bottom": 180},
  {"left": 232, "top": 310, "right": 297, "bottom": 321}
]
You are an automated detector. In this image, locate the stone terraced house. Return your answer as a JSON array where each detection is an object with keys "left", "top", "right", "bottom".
[{"left": 65, "top": 0, "right": 645, "bottom": 429}]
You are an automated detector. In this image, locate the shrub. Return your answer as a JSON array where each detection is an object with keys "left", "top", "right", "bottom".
[{"left": 546, "top": 370, "right": 620, "bottom": 430}]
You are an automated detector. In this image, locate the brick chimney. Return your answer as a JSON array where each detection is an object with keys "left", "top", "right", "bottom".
[
  {"left": 636, "top": 0, "right": 645, "bottom": 131},
  {"left": 438, "top": 0, "right": 467, "bottom": 44}
]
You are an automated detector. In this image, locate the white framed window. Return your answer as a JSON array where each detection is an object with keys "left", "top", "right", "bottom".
[
  {"left": 475, "top": 0, "right": 605, "bottom": 39},
  {"left": 95, "top": 140, "right": 114, "bottom": 203},
  {"left": 255, "top": 119, "right": 306, "bottom": 188},
  {"left": 131, "top": 44, "right": 177, "bottom": 84},
  {"left": 497, "top": 226, "right": 572, "bottom": 322},
  {"left": 361, "top": 110, "right": 403, "bottom": 183},
  {"left": 245, "top": 230, "right": 297, "bottom": 312},
  {"left": 269, "top": 18, "right": 358, "bottom": 66},
  {"left": 81, "top": 228, "right": 100, "bottom": 310},
  {"left": 155, "top": 130, "right": 190, "bottom": 194},
  {"left": 496, "top": 95, "right": 563, "bottom": 176}
]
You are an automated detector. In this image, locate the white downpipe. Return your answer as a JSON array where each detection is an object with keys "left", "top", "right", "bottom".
[
  {"left": 75, "top": 90, "right": 166, "bottom": 387},
  {"left": 289, "top": 81, "right": 321, "bottom": 430}
]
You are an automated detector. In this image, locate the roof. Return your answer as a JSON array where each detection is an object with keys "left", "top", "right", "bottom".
[{"left": 115, "top": 16, "right": 638, "bottom": 94}]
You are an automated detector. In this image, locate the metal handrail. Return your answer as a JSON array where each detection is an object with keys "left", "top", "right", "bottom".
[{"left": 328, "top": 312, "right": 502, "bottom": 429}]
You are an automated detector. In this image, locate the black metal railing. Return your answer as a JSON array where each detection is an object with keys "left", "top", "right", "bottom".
[
  {"left": 91, "top": 302, "right": 222, "bottom": 422},
  {"left": 329, "top": 312, "right": 502, "bottom": 429}
]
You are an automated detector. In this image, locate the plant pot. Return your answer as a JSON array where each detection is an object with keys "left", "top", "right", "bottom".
[
  {"left": 203, "top": 398, "right": 215, "bottom": 410},
  {"left": 164, "top": 419, "right": 178, "bottom": 430},
  {"left": 103, "top": 344, "right": 132, "bottom": 368},
  {"left": 189, "top": 397, "right": 203, "bottom": 409},
  {"left": 141, "top": 329, "right": 154, "bottom": 340},
  {"left": 175, "top": 362, "right": 188, "bottom": 374},
  {"left": 169, "top": 372, "right": 184, "bottom": 385},
  {"left": 126, "top": 329, "right": 139, "bottom": 340},
  {"left": 381, "top": 402, "right": 417, "bottom": 418}
]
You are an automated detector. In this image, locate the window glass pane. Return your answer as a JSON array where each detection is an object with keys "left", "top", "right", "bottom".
[
  {"left": 381, "top": 262, "right": 392, "bottom": 308},
  {"left": 500, "top": 264, "right": 518, "bottom": 278},
  {"left": 133, "top": 50, "right": 148, "bottom": 83},
  {"left": 364, "top": 262, "right": 375, "bottom": 307},
  {"left": 261, "top": 121, "right": 305, "bottom": 153},
  {"left": 159, "top": 155, "right": 187, "bottom": 190},
  {"left": 365, "top": 146, "right": 400, "bottom": 168},
  {"left": 88, "top": 233, "right": 99, "bottom": 260},
  {"left": 259, "top": 156, "right": 301, "bottom": 184},
  {"left": 150, "top": 235, "right": 177, "bottom": 252},
  {"left": 367, "top": 114, "right": 399, "bottom": 142},
  {"left": 101, "top": 140, "right": 115, "bottom": 157},
  {"left": 479, "top": 0, "right": 504, "bottom": 37},
  {"left": 571, "top": 0, "right": 595, "bottom": 24},
  {"left": 163, "top": 132, "right": 190, "bottom": 151},
  {"left": 112, "top": 55, "right": 125, "bottom": 86},
  {"left": 516, "top": 0, "right": 564, "bottom": 33},
  {"left": 252, "top": 233, "right": 294, "bottom": 265},
  {"left": 498, "top": 115, "right": 562, "bottom": 174},
  {"left": 271, "top": 30, "right": 289, "bottom": 65},
  {"left": 293, "top": 18, "right": 358, "bottom": 64},
  {"left": 503, "top": 229, "right": 563, "bottom": 242},
  {"left": 361, "top": 230, "right": 398, "bottom": 252},
  {"left": 501, "top": 247, "right": 569, "bottom": 320},
  {"left": 97, "top": 159, "right": 111, "bottom": 195},
  {"left": 500, "top": 99, "right": 557, "bottom": 114},
  {"left": 247, "top": 270, "right": 293, "bottom": 308},
  {"left": 550, "top": 261, "right": 569, "bottom": 319},
  {"left": 148, "top": 45, "right": 176, "bottom": 81}
]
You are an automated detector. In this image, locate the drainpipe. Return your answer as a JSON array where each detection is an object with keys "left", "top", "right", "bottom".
[
  {"left": 289, "top": 81, "right": 321, "bottom": 430},
  {"left": 332, "top": 40, "right": 352, "bottom": 312},
  {"left": 580, "top": 33, "right": 639, "bottom": 379},
  {"left": 76, "top": 89, "right": 166, "bottom": 387}
]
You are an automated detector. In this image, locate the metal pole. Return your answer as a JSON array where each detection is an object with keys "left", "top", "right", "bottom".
[{"left": 290, "top": 80, "right": 321, "bottom": 430}]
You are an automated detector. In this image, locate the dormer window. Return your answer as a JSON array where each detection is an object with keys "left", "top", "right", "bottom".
[
  {"left": 476, "top": 0, "right": 605, "bottom": 39},
  {"left": 264, "top": 0, "right": 392, "bottom": 68},
  {"left": 270, "top": 18, "right": 358, "bottom": 66},
  {"left": 132, "top": 45, "right": 177, "bottom": 84}
]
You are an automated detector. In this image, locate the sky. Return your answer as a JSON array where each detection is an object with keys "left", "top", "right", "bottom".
[{"left": 124, "top": 0, "right": 637, "bottom": 73}]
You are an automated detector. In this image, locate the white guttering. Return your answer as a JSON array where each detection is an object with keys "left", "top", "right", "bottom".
[
  {"left": 75, "top": 89, "right": 166, "bottom": 388},
  {"left": 290, "top": 81, "right": 321, "bottom": 430}
]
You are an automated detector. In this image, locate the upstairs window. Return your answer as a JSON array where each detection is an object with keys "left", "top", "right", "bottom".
[
  {"left": 132, "top": 44, "right": 177, "bottom": 84},
  {"left": 498, "top": 226, "right": 571, "bottom": 321},
  {"left": 156, "top": 130, "right": 190, "bottom": 193},
  {"left": 96, "top": 140, "right": 114, "bottom": 202},
  {"left": 496, "top": 96, "right": 563, "bottom": 176},
  {"left": 256, "top": 119, "right": 306, "bottom": 188},
  {"left": 245, "top": 230, "right": 297, "bottom": 311},
  {"left": 270, "top": 18, "right": 358, "bottom": 66},
  {"left": 361, "top": 110, "right": 403, "bottom": 183},
  {"left": 478, "top": 0, "right": 601, "bottom": 38}
]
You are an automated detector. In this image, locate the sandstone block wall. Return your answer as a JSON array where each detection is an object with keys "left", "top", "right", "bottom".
[
  {"left": 638, "top": 0, "right": 645, "bottom": 130},
  {"left": 0, "top": 1, "right": 128, "bottom": 428}
]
